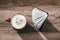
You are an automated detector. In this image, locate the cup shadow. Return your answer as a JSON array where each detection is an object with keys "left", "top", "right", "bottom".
[
  {"left": 17, "top": 24, "right": 42, "bottom": 40},
  {"left": 17, "top": 23, "right": 37, "bottom": 34}
]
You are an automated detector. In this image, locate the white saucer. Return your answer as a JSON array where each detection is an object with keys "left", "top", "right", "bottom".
[{"left": 11, "top": 15, "right": 26, "bottom": 29}]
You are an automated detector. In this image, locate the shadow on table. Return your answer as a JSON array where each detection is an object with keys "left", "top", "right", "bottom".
[
  {"left": 40, "top": 19, "right": 60, "bottom": 32},
  {"left": 17, "top": 23, "right": 43, "bottom": 40},
  {"left": 17, "top": 23, "right": 37, "bottom": 33}
]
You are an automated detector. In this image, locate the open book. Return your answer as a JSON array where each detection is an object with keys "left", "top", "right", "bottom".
[{"left": 32, "top": 7, "right": 48, "bottom": 29}]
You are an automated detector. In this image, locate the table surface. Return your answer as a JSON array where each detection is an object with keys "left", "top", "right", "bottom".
[{"left": 0, "top": 5, "right": 60, "bottom": 40}]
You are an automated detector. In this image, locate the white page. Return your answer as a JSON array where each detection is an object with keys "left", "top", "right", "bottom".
[{"left": 32, "top": 7, "right": 48, "bottom": 29}]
